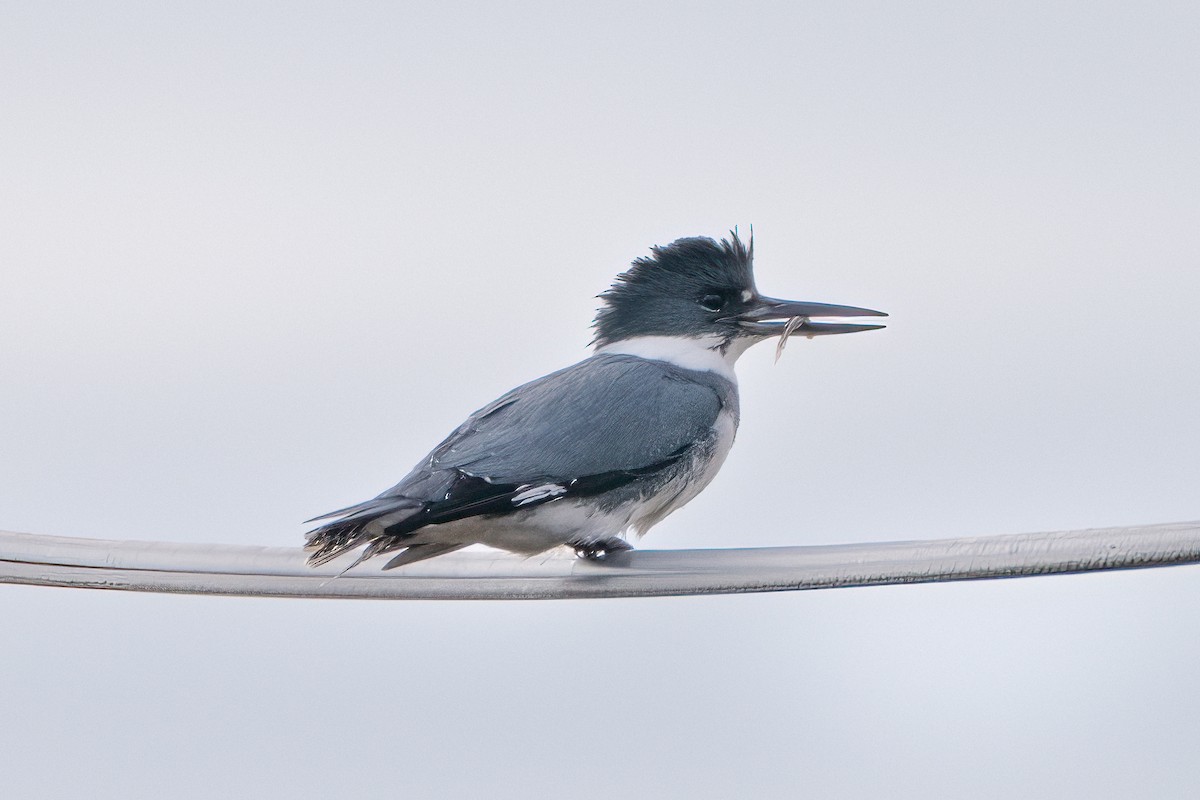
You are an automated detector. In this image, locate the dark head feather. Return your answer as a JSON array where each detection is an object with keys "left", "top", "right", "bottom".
[{"left": 593, "top": 231, "right": 757, "bottom": 346}]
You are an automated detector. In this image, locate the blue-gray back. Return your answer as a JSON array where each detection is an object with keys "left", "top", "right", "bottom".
[{"left": 389, "top": 353, "right": 737, "bottom": 494}]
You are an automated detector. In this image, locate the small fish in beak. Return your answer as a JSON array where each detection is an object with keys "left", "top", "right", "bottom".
[{"left": 774, "top": 316, "right": 807, "bottom": 362}]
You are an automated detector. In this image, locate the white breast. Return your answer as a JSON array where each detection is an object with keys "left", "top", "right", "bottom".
[{"left": 626, "top": 406, "right": 738, "bottom": 536}]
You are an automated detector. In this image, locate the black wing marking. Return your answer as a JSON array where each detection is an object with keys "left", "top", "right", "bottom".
[{"left": 378, "top": 444, "right": 691, "bottom": 539}]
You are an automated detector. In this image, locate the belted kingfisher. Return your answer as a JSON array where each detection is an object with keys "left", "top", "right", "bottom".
[{"left": 305, "top": 232, "right": 885, "bottom": 569}]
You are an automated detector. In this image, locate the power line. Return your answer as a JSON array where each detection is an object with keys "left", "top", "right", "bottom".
[{"left": 3, "top": 521, "right": 1198, "bottom": 600}]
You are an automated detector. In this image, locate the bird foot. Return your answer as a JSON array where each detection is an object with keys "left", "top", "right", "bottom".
[{"left": 572, "top": 537, "right": 634, "bottom": 560}]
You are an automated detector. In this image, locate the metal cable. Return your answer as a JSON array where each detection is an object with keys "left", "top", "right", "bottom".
[{"left": 2, "top": 521, "right": 1198, "bottom": 600}]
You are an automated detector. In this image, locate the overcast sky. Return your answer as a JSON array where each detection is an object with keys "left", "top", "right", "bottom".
[{"left": 2, "top": 2, "right": 1199, "bottom": 797}]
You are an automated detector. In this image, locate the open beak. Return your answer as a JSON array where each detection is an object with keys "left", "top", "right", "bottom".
[{"left": 736, "top": 296, "right": 888, "bottom": 337}]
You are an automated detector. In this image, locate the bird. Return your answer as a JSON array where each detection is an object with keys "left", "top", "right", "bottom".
[{"left": 304, "top": 231, "right": 885, "bottom": 570}]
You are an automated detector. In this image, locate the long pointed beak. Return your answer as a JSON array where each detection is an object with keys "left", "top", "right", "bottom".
[{"left": 736, "top": 297, "right": 888, "bottom": 337}]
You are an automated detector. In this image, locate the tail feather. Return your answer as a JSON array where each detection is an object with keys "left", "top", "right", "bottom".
[
  {"left": 303, "top": 497, "right": 388, "bottom": 525},
  {"left": 304, "top": 495, "right": 423, "bottom": 567},
  {"left": 382, "top": 543, "right": 468, "bottom": 570}
]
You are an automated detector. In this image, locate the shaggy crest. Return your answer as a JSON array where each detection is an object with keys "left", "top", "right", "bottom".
[{"left": 593, "top": 231, "right": 757, "bottom": 346}]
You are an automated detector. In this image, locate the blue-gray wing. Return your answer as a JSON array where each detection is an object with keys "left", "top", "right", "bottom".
[{"left": 421, "top": 353, "right": 725, "bottom": 483}]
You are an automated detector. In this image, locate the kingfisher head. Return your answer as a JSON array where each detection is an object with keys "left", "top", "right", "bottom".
[{"left": 592, "top": 231, "right": 886, "bottom": 353}]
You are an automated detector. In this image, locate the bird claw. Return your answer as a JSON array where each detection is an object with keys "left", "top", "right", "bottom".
[{"left": 572, "top": 537, "right": 633, "bottom": 560}]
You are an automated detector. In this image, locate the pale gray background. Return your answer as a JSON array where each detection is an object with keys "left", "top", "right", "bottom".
[{"left": 2, "top": 2, "right": 1199, "bottom": 797}]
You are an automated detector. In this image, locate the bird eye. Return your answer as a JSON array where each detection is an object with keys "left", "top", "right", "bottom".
[{"left": 699, "top": 294, "right": 725, "bottom": 312}]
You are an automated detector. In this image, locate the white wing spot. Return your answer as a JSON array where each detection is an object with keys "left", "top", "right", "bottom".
[{"left": 512, "top": 483, "right": 568, "bottom": 506}]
